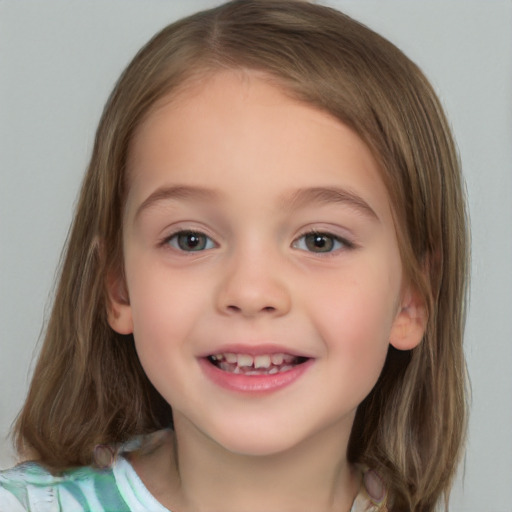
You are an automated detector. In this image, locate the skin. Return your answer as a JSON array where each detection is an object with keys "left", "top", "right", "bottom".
[{"left": 108, "top": 70, "right": 425, "bottom": 512}]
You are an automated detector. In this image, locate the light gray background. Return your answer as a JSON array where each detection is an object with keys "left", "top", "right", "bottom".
[{"left": 1, "top": 1, "right": 511, "bottom": 511}]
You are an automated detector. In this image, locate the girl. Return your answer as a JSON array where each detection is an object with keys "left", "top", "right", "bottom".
[{"left": 0, "top": 1, "right": 469, "bottom": 511}]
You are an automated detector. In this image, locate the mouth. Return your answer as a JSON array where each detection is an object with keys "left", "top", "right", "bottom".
[{"left": 206, "top": 352, "right": 310, "bottom": 376}]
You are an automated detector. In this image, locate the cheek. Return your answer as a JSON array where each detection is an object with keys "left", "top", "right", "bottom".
[
  {"left": 125, "top": 269, "right": 201, "bottom": 403},
  {"left": 125, "top": 259, "right": 206, "bottom": 360},
  {"left": 308, "top": 263, "right": 399, "bottom": 374}
]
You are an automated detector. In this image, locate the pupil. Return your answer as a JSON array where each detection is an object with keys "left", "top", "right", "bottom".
[
  {"left": 188, "top": 235, "right": 199, "bottom": 247},
  {"left": 179, "top": 232, "right": 204, "bottom": 251},
  {"left": 314, "top": 236, "right": 325, "bottom": 248},
  {"left": 306, "top": 233, "right": 333, "bottom": 252}
]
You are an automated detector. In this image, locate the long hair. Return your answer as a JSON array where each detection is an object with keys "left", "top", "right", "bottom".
[{"left": 15, "top": 1, "right": 469, "bottom": 510}]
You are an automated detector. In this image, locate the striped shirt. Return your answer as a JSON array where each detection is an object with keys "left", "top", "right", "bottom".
[{"left": 0, "top": 456, "right": 386, "bottom": 512}]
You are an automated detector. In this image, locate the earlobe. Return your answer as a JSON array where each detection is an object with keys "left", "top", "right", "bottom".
[
  {"left": 389, "top": 287, "right": 427, "bottom": 350},
  {"left": 106, "top": 271, "right": 133, "bottom": 335}
]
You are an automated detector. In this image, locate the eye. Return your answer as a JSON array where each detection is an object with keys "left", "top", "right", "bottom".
[
  {"left": 166, "top": 230, "right": 216, "bottom": 252},
  {"left": 293, "top": 231, "right": 350, "bottom": 253}
]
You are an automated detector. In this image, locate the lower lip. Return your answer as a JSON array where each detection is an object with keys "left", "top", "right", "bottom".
[{"left": 199, "top": 358, "right": 313, "bottom": 394}]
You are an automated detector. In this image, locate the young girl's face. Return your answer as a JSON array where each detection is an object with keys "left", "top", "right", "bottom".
[{"left": 109, "top": 71, "right": 423, "bottom": 457}]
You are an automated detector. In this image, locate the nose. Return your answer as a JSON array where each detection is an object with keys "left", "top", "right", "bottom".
[{"left": 215, "top": 247, "right": 292, "bottom": 318}]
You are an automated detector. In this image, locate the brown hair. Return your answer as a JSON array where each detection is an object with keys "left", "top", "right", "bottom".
[{"left": 14, "top": 1, "right": 469, "bottom": 510}]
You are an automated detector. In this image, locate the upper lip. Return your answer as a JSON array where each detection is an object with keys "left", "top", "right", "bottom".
[{"left": 198, "top": 343, "right": 313, "bottom": 359}]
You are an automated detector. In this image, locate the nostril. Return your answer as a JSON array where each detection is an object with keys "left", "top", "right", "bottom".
[{"left": 225, "top": 304, "right": 276, "bottom": 314}]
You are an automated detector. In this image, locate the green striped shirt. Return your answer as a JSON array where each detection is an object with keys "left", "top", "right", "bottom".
[
  {"left": 0, "top": 457, "right": 169, "bottom": 512},
  {"left": 0, "top": 456, "right": 383, "bottom": 511}
]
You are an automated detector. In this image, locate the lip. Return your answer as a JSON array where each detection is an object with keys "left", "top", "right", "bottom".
[
  {"left": 199, "top": 356, "right": 314, "bottom": 394},
  {"left": 198, "top": 343, "right": 312, "bottom": 358}
]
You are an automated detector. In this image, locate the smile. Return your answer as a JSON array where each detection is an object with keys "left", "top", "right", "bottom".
[
  {"left": 200, "top": 350, "right": 313, "bottom": 393},
  {"left": 207, "top": 352, "right": 309, "bottom": 375}
]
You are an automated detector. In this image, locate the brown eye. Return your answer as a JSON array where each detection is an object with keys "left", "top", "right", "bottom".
[
  {"left": 167, "top": 231, "right": 215, "bottom": 252},
  {"left": 304, "top": 233, "right": 335, "bottom": 252},
  {"left": 293, "top": 232, "right": 349, "bottom": 253}
]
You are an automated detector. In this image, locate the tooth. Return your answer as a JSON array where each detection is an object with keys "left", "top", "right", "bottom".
[
  {"left": 254, "top": 355, "right": 271, "bottom": 369},
  {"left": 271, "top": 353, "right": 284, "bottom": 365},
  {"left": 279, "top": 365, "right": 293, "bottom": 373},
  {"left": 225, "top": 353, "right": 237, "bottom": 363},
  {"left": 237, "top": 354, "right": 254, "bottom": 367},
  {"left": 269, "top": 367, "right": 279, "bottom": 374},
  {"left": 283, "top": 354, "right": 295, "bottom": 363},
  {"left": 214, "top": 354, "right": 224, "bottom": 361}
]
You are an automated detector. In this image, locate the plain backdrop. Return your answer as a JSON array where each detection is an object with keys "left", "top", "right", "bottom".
[{"left": 1, "top": 1, "right": 511, "bottom": 511}]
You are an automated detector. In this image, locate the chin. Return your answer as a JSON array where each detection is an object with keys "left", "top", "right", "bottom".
[
  {"left": 203, "top": 418, "right": 311, "bottom": 458},
  {"left": 217, "top": 436, "right": 299, "bottom": 458}
]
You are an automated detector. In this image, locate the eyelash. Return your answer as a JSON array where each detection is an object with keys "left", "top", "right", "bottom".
[
  {"left": 162, "top": 230, "right": 216, "bottom": 252},
  {"left": 292, "top": 230, "right": 354, "bottom": 254},
  {"left": 162, "top": 229, "right": 354, "bottom": 255}
]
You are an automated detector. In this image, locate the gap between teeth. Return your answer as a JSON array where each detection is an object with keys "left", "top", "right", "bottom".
[{"left": 209, "top": 352, "right": 299, "bottom": 370}]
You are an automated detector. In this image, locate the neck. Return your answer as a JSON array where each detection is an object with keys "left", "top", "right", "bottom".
[{"left": 146, "top": 413, "right": 360, "bottom": 512}]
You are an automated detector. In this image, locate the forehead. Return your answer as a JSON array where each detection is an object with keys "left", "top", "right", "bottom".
[
  {"left": 125, "top": 70, "right": 392, "bottom": 223},
  {"left": 128, "top": 68, "right": 377, "bottom": 167}
]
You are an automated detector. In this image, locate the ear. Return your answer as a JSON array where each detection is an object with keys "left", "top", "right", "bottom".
[
  {"left": 106, "top": 269, "right": 133, "bottom": 335},
  {"left": 389, "top": 285, "right": 427, "bottom": 350}
]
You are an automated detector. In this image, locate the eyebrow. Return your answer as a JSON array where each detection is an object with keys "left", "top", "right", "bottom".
[
  {"left": 135, "top": 185, "right": 221, "bottom": 219},
  {"left": 134, "top": 184, "right": 379, "bottom": 221},
  {"left": 282, "top": 186, "right": 379, "bottom": 221}
]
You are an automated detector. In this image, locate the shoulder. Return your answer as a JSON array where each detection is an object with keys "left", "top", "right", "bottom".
[
  {"left": 0, "top": 461, "right": 131, "bottom": 512},
  {"left": 0, "top": 431, "right": 173, "bottom": 512}
]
